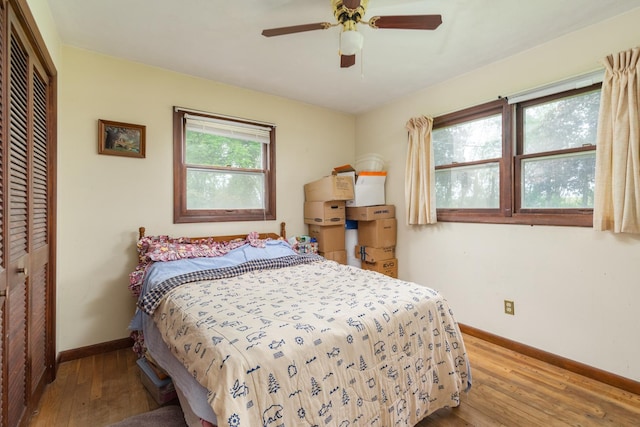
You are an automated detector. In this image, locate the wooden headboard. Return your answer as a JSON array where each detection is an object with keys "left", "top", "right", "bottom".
[{"left": 138, "top": 222, "right": 287, "bottom": 241}]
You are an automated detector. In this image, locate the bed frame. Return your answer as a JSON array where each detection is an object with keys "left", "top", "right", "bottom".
[{"left": 138, "top": 222, "right": 286, "bottom": 241}]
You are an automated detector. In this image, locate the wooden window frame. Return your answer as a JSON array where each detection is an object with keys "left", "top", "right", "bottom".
[
  {"left": 434, "top": 99, "right": 513, "bottom": 224},
  {"left": 434, "top": 85, "right": 600, "bottom": 227},
  {"left": 173, "top": 108, "right": 276, "bottom": 223}
]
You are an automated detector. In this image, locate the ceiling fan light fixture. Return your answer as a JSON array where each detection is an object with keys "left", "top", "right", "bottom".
[{"left": 340, "top": 29, "right": 363, "bottom": 55}]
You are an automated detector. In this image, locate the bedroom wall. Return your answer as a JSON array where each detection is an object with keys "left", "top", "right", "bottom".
[
  {"left": 355, "top": 8, "right": 640, "bottom": 382},
  {"left": 54, "top": 47, "right": 356, "bottom": 352},
  {"left": 26, "top": 0, "right": 61, "bottom": 65}
]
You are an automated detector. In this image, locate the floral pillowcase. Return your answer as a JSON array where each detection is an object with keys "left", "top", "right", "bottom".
[
  {"left": 142, "top": 241, "right": 229, "bottom": 262},
  {"left": 128, "top": 232, "right": 267, "bottom": 298}
]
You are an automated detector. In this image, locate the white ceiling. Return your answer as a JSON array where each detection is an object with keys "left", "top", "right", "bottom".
[{"left": 47, "top": 0, "right": 640, "bottom": 114}]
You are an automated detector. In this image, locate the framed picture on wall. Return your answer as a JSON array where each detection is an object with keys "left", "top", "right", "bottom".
[{"left": 98, "top": 119, "right": 146, "bottom": 158}]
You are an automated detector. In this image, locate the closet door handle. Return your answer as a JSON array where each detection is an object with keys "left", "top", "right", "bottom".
[
  {"left": 17, "top": 267, "right": 28, "bottom": 277},
  {"left": 0, "top": 289, "right": 5, "bottom": 297}
]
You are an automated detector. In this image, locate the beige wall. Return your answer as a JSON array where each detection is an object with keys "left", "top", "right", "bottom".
[
  {"left": 55, "top": 47, "right": 355, "bottom": 351},
  {"left": 27, "top": 0, "right": 61, "bottom": 66},
  {"left": 356, "top": 8, "right": 640, "bottom": 381}
]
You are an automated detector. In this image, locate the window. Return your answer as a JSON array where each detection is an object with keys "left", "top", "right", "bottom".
[
  {"left": 173, "top": 108, "right": 276, "bottom": 223},
  {"left": 432, "top": 84, "right": 600, "bottom": 226},
  {"left": 434, "top": 101, "right": 506, "bottom": 211},
  {"left": 516, "top": 88, "right": 599, "bottom": 213}
]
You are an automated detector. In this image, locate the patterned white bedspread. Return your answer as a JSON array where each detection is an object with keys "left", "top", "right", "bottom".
[{"left": 152, "top": 258, "right": 470, "bottom": 427}]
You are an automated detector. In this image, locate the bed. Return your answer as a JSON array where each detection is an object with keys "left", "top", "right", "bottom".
[{"left": 128, "top": 224, "right": 471, "bottom": 427}]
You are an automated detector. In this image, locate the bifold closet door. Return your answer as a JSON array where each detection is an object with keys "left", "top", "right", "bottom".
[{"left": 4, "top": 3, "right": 52, "bottom": 426}]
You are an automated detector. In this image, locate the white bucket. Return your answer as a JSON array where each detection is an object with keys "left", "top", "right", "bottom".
[{"left": 355, "top": 153, "right": 384, "bottom": 172}]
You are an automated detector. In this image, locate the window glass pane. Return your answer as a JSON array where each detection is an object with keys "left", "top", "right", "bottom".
[
  {"left": 186, "top": 169, "right": 264, "bottom": 209},
  {"left": 185, "top": 129, "right": 263, "bottom": 169},
  {"left": 521, "top": 151, "right": 595, "bottom": 208},
  {"left": 433, "top": 114, "right": 502, "bottom": 166},
  {"left": 435, "top": 163, "right": 500, "bottom": 208},
  {"left": 523, "top": 90, "right": 600, "bottom": 154}
]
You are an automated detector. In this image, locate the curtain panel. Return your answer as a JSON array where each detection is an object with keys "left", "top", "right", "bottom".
[
  {"left": 405, "top": 116, "right": 436, "bottom": 225},
  {"left": 594, "top": 47, "right": 640, "bottom": 233}
]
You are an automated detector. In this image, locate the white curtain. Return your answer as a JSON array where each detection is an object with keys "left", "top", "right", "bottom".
[
  {"left": 405, "top": 116, "right": 436, "bottom": 225},
  {"left": 593, "top": 47, "right": 640, "bottom": 233}
]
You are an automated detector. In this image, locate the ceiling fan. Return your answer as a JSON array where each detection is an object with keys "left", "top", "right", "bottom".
[{"left": 261, "top": 0, "right": 442, "bottom": 68}]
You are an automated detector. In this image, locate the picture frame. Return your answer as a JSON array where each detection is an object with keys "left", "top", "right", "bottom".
[{"left": 98, "top": 119, "right": 146, "bottom": 158}]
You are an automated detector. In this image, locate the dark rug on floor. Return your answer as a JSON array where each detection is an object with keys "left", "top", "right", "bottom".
[{"left": 107, "top": 405, "right": 187, "bottom": 427}]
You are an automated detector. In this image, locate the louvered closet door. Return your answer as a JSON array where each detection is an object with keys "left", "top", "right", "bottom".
[
  {"left": 28, "top": 42, "right": 50, "bottom": 411},
  {"left": 5, "top": 5, "right": 52, "bottom": 426}
]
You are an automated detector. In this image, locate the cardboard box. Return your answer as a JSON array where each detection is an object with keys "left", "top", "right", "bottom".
[
  {"left": 355, "top": 245, "right": 396, "bottom": 263},
  {"left": 320, "top": 250, "right": 347, "bottom": 265},
  {"left": 339, "top": 171, "right": 386, "bottom": 207},
  {"left": 137, "top": 358, "right": 177, "bottom": 405},
  {"left": 358, "top": 218, "right": 397, "bottom": 247},
  {"left": 346, "top": 204, "right": 395, "bottom": 221},
  {"left": 144, "top": 353, "right": 169, "bottom": 380},
  {"left": 304, "top": 201, "right": 346, "bottom": 225},
  {"left": 304, "top": 175, "right": 354, "bottom": 202},
  {"left": 362, "top": 258, "right": 398, "bottom": 278},
  {"left": 308, "top": 224, "right": 345, "bottom": 252}
]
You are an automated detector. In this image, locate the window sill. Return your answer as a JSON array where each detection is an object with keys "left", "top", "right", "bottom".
[{"left": 436, "top": 211, "right": 593, "bottom": 227}]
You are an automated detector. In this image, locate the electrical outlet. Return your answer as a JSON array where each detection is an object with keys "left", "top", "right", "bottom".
[{"left": 504, "top": 300, "right": 515, "bottom": 315}]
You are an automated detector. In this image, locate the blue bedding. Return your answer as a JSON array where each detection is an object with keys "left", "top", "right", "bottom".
[{"left": 130, "top": 240, "right": 297, "bottom": 330}]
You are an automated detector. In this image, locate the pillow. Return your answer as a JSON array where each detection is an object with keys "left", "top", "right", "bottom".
[
  {"left": 241, "top": 240, "right": 296, "bottom": 261},
  {"left": 144, "top": 241, "right": 228, "bottom": 262},
  {"left": 128, "top": 231, "right": 277, "bottom": 298}
]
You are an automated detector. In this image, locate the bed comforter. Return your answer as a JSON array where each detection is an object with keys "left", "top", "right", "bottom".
[{"left": 143, "top": 254, "right": 470, "bottom": 427}]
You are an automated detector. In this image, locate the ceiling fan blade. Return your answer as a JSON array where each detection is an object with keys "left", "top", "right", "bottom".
[
  {"left": 340, "top": 54, "right": 356, "bottom": 68},
  {"left": 262, "top": 22, "right": 332, "bottom": 37},
  {"left": 342, "top": 0, "right": 362, "bottom": 8},
  {"left": 368, "top": 14, "right": 442, "bottom": 30}
]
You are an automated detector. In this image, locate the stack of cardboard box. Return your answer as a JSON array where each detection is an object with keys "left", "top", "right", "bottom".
[
  {"left": 348, "top": 205, "right": 398, "bottom": 278},
  {"left": 304, "top": 168, "right": 397, "bottom": 276},
  {"left": 303, "top": 175, "right": 355, "bottom": 264}
]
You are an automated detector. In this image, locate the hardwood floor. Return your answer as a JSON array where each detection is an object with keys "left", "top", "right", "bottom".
[
  {"left": 28, "top": 333, "right": 640, "bottom": 427},
  {"left": 28, "top": 346, "right": 161, "bottom": 427},
  {"left": 419, "top": 335, "right": 640, "bottom": 427}
]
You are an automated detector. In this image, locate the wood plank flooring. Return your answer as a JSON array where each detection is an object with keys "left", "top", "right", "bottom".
[
  {"left": 28, "top": 346, "right": 160, "bottom": 426},
  {"left": 28, "top": 333, "right": 640, "bottom": 427}
]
